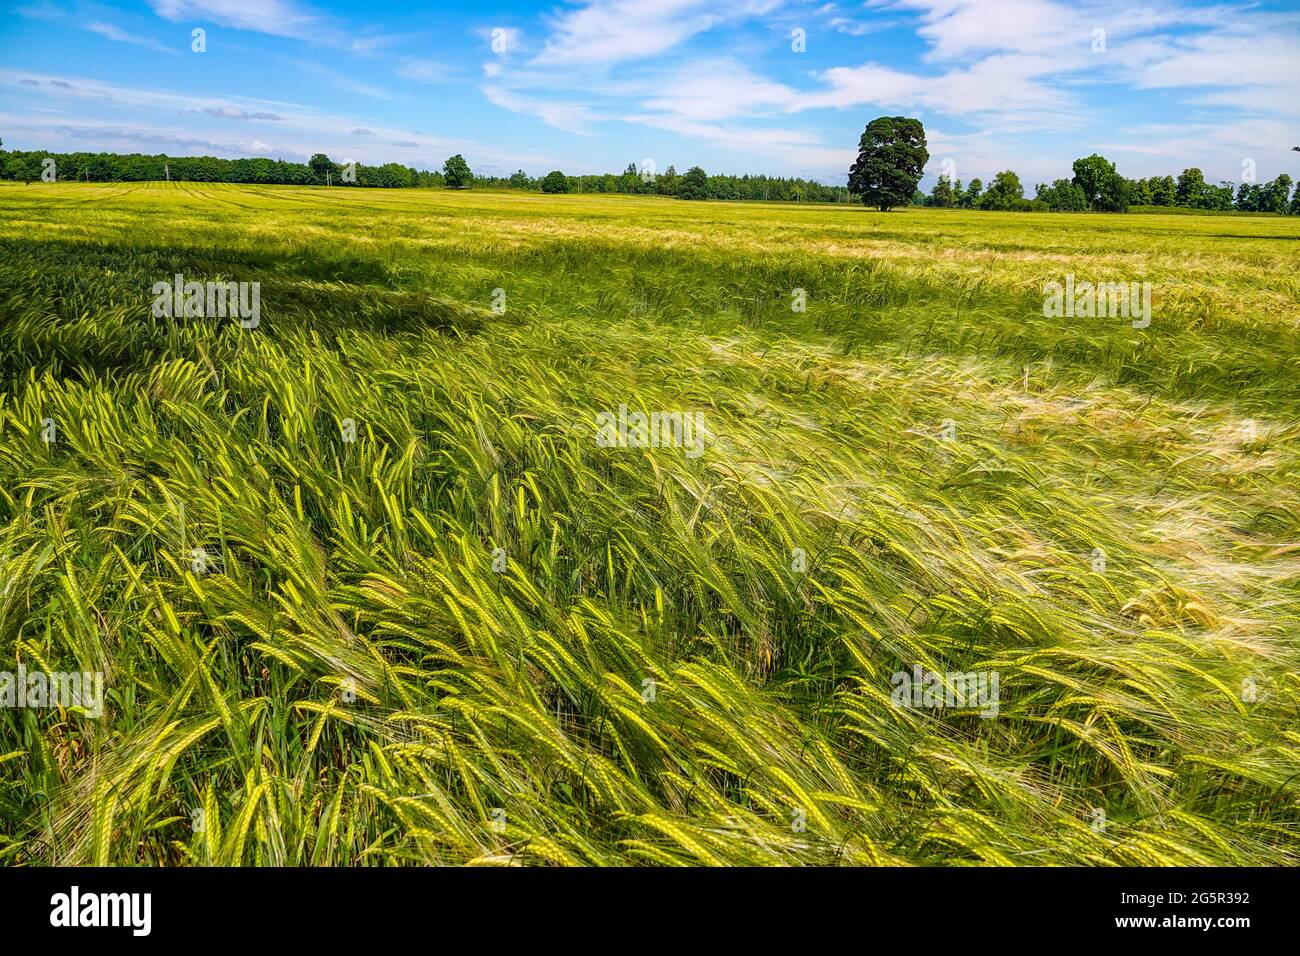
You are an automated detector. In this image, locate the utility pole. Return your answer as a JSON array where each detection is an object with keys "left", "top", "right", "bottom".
[{"left": 164, "top": 163, "right": 170, "bottom": 182}]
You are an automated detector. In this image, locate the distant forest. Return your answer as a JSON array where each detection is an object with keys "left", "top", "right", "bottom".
[
  {"left": 919, "top": 163, "right": 1299, "bottom": 215},
  {"left": 0, "top": 147, "right": 851, "bottom": 204},
  {"left": 2, "top": 145, "right": 1297, "bottom": 214}
]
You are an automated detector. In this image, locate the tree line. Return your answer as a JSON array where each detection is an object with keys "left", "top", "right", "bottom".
[
  {"left": 0, "top": 147, "right": 443, "bottom": 189},
  {"left": 0, "top": 145, "right": 850, "bottom": 204},
  {"left": 921, "top": 157, "right": 1297, "bottom": 214},
  {"left": 4, "top": 132, "right": 1297, "bottom": 214},
  {"left": 516, "top": 164, "right": 850, "bottom": 202},
  {"left": 846, "top": 117, "right": 1298, "bottom": 214}
]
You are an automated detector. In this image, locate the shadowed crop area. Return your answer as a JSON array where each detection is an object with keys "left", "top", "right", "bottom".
[{"left": 1, "top": 181, "right": 1298, "bottom": 866}]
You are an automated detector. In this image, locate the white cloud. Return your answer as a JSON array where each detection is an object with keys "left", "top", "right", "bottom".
[
  {"left": 396, "top": 59, "right": 450, "bottom": 83},
  {"left": 805, "top": 54, "right": 1077, "bottom": 129},
  {"left": 85, "top": 21, "right": 179, "bottom": 53},
  {"left": 193, "top": 106, "right": 284, "bottom": 120},
  {"left": 828, "top": 17, "right": 890, "bottom": 36},
  {"left": 639, "top": 60, "right": 803, "bottom": 121},
  {"left": 0, "top": 68, "right": 301, "bottom": 117},
  {"left": 534, "top": 0, "right": 777, "bottom": 66},
  {"left": 348, "top": 32, "right": 412, "bottom": 56},
  {"left": 886, "top": 0, "right": 1080, "bottom": 60},
  {"left": 277, "top": 56, "right": 392, "bottom": 99},
  {"left": 17, "top": 4, "right": 180, "bottom": 53},
  {"left": 148, "top": 0, "right": 321, "bottom": 40},
  {"left": 630, "top": 112, "right": 854, "bottom": 169},
  {"left": 482, "top": 85, "right": 598, "bottom": 135},
  {"left": 1132, "top": 33, "right": 1300, "bottom": 100},
  {"left": 1096, "top": 116, "right": 1299, "bottom": 180}
]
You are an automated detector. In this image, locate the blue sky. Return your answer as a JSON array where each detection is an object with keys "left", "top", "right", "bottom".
[{"left": 1, "top": 0, "right": 1298, "bottom": 187}]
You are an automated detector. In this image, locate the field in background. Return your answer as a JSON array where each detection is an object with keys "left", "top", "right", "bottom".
[{"left": 1, "top": 180, "right": 1298, "bottom": 865}]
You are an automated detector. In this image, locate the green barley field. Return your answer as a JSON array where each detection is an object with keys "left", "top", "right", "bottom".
[{"left": 2, "top": 180, "right": 1298, "bottom": 866}]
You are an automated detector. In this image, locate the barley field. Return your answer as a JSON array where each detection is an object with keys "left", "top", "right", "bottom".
[{"left": 1, "top": 180, "right": 1298, "bottom": 866}]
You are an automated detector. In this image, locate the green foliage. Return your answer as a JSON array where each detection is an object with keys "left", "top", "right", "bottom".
[
  {"left": 1236, "top": 182, "right": 1262, "bottom": 212},
  {"left": 848, "top": 116, "right": 928, "bottom": 211},
  {"left": 1037, "top": 179, "right": 1088, "bottom": 212},
  {"left": 1127, "top": 178, "right": 1153, "bottom": 206},
  {"left": 928, "top": 175, "right": 956, "bottom": 208},
  {"left": 308, "top": 153, "right": 336, "bottom": 182},
  {"left": 658, "top": 165, "right": 680, "bottom": 195},
  {"left": 442, "top": 154, "right": 472, "bottom": 189},
  {"left": 0, "top": 149, "right": 446, "bottom": 188},
  {"left": 1070, "top": 155, "right": 1128, "bottom": 212},
  {"left": 1258, "top": 174, "right": 1293, "bottom": 214},
  {"left": 1071, "top": 154, "right": 1113, "bottom": 208},
  {"left": 677, "top": 166, "right": 709, "bottom": 200},
  {"left": 979, "top": 170, "right": 1025, "bottom": 210},
  {"left": 540, "top": 170, "right": 569, "bottom": 194},
  {"left": 1202, "top": 181, "right": 1237, "bottom": 211},
  {"left": 1176, "top": 168, "right": 1206, "bottom": 207},
  {"left": 4, "top": 155, "right": 41, "bottom": 183},
  {"left": 1095, "top": 175, "right": 1129, "bottom": 213},
  {"left": 1149, "top": 175, "right": 1176, "bottom": 206}
]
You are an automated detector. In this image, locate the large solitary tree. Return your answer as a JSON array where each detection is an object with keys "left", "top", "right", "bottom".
[
  {"left": 443, "top": 154, "right": 472, "bottom": 188},
  {"left": 848, "top": 116, "right": 928, "bottom": 211}
]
